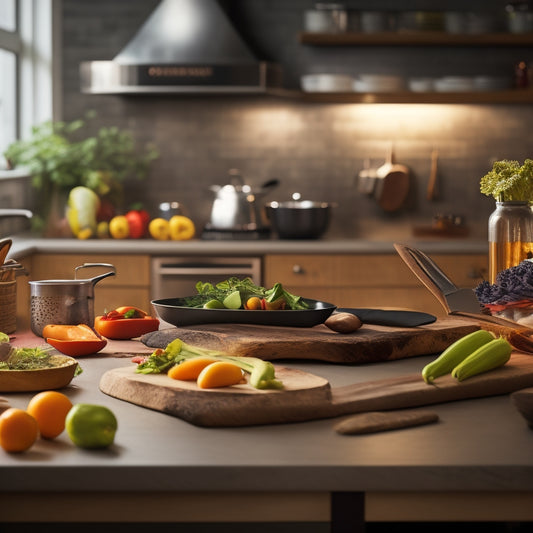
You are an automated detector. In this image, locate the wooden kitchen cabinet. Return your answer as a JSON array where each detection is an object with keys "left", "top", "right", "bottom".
[
  {"left": 264, "top": 253, "right": 488, "bottom": 317},
  {"left": 15, "top": 253, "right": 151, "bottom": 331}
]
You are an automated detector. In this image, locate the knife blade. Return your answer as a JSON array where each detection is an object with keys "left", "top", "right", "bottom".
[{"left": 336, "top": 308, "right": 436, "bottom": 327}]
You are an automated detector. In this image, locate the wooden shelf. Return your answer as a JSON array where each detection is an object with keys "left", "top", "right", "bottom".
[
  {"left": 268, "top": 88, "right": 533, "bottom": 104},
  {"left": 298, "top": 31, "right": 533, "bottom": 47},
  {"left": 285, "top": 31, "right": 533, "bottom": 104}
]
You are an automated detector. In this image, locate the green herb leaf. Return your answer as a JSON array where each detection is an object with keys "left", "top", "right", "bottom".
[{"left": 480, "top": 159, "right": 533, "bottom": 201}]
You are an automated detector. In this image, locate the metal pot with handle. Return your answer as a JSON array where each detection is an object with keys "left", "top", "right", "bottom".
[
  {"left": 265, "top": 199, "right": 335, "bottom": 240},
  {"left": 29, "top": 263, "right": 116, "bottom": 337},
  {"left": 207, "top": 169, "right": 279, "bottom": 231}
]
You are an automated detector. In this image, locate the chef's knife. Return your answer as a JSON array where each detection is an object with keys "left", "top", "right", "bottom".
[
  {"left": 393, "top": 243, "right": 533, "bottom": 335},
  {"left": 393, "top": 243, "right": 481, "bottom": 314},
  {"left": 337, "top": 308, "right": 436, "bottom": 327}
]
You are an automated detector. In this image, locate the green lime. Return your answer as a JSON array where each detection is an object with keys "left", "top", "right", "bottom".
[
  {"left": 65, "top": 403, "right": 118, "bottom": 449},
  {"left": 203, "top": 299, "right": 225, "bottom": 309},
  {"left": 222, "top": 291, "right": 241, "bottom": 309},
  {"left": 0, "top": 332, "right": 9, "bottom": 343}
]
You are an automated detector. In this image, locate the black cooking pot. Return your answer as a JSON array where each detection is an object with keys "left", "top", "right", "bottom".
[{"left": 265, "top": 200, "right": 333, "bottom": 239}]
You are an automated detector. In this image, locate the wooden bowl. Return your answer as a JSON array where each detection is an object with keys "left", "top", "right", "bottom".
[
  {"left": 511, "top": 387, "right": 533, "bottom": 429},
  {"left": 0, "top": 355, "right": 79, "bottom": 392}
]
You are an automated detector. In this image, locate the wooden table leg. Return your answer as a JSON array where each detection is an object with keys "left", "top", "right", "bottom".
[{"left": 331, "top": 491, "right": 365, "bottom": 533}]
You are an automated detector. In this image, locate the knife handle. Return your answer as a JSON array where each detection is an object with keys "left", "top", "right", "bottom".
[{"left": 394, "top": 244, "right": 451, "bottom": 313}]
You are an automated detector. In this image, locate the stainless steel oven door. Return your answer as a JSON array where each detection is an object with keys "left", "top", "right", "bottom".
[{"left": 151, "top": 256, "right": 262, "bottom": 302}]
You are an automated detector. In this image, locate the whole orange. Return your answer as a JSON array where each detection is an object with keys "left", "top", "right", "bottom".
[
  {"left": 27, "top": 391, "right": 73, "bottom": 439},
  {"left": 0, "top": 408, "right": 39, "bottom": 452}
]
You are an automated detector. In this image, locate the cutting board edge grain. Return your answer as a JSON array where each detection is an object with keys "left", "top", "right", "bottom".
[
  {"left": 142, "top": 318, "right": 480, "bottom": 364},
  {"left": 100, "top": 353, "right": 533, "bottom": 427}
]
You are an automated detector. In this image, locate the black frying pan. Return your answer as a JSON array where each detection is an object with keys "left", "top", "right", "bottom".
[
  {"left": 151, "top": 298, "right": 436, "bottom": 328},
  {"left": 152, "top": 297, "right": 336, "bottom": 327}
]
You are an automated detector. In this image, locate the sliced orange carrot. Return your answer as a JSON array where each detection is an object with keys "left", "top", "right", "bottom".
[
  {"left": 167, "top": 357, "right": 218, "bottom": 381},
  {"left": 196, "top": 361, "right": 244, "bottom": 389}
]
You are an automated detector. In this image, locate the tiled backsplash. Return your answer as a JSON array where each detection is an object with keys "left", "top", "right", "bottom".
[{"left": 56, "top": 0, "right": 533, "bottom": 240}]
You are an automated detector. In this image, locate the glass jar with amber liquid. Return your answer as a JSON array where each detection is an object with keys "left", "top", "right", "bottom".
[{"left": 488, "top": 201, "right": 533, "bottom": 283}]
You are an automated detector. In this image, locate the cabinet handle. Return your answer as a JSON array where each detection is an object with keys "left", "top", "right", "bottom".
[{"left": 292, "top": 264, "right": 305, "bottom": 274}]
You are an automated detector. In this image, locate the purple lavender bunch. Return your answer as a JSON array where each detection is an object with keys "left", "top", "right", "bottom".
[{"left": 475, "top": 260, "right": 533, "bottom": 304}]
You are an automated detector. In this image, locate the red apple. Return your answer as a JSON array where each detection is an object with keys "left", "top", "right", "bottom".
[{"left": 125, "top": 209, "right": 150, "bottom": 239}]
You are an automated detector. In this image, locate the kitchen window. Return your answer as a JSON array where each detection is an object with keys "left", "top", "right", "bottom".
[{"left": 0, "top": 0, "right": 55, "bottom": 170}]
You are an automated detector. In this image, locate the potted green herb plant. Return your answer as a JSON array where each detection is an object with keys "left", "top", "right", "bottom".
[
  {"left": 480, "top": 159, "right": 533, "bottom": 283},
  {"left": 3, "top": 112, "right": 158, "bottom": 236}
]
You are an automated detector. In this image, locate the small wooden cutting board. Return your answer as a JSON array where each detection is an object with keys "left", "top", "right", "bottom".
[
  {"left": 141, "top": 317, "right": 479, "bottom": 364},
  {"left": 100, "top": 352, "right": 533, "bottom": 427}
]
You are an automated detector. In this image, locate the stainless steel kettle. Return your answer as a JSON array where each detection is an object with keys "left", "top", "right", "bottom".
[{"left": 207, "top": 169, "right": 279, "bottom": 231}]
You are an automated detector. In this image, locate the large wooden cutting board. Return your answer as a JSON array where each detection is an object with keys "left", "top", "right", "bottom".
[
  {"left": 141, "top": 317, "right": 480, "bottom": 364},
  {"left": 99, "top": 352, "right": 533, "bottom": 427}
]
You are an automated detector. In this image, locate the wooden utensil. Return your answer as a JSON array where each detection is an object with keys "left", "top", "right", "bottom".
[
  {"left": 334, "top": 409, "right": 439, "bottom": 435},
  {"left": 100, "top": 352, "right": 533, "bottom": 427},
  {"left": 375, "top": 146, "right": 410, "bottom": 212},
  {"left": 0, "top": 260, "right": 26, "bottom": 282},
  {"left": 426, "top": 148, "right": 439, "bottom": 201},
  {"left": 0, "top": 239, "right": 12, "bottom": 265}
]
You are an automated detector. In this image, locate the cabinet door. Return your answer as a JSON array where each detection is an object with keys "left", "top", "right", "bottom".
[{"left": 264, "top": 253, "right": 488, "bottom": 316}]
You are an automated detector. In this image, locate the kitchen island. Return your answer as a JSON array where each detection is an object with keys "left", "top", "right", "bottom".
[{"left": 1, "top": 333, "right": 533, "bottom": 532}]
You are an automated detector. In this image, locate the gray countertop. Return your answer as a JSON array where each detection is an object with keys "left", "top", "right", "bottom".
[
  {"left": 7, "top": 234, "right": 489, "bottom": 258},
  {"left": 1, "top": 341, "right": 532, "bottom": 495}
]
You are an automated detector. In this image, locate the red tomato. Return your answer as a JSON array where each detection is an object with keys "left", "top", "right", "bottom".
[
  {"left": 94, "top": 315, "right": 159, "bottom": 339},
  {"left": 125, "top": 210, "right": 150, "bottom": 239}
]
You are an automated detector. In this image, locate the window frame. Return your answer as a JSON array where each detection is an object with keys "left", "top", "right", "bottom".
[{"left": 0, "top": 0, "right": 58, "bottom": 171}]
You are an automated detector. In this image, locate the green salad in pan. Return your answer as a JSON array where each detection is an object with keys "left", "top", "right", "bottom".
[{"left": 183, "top": 277, "right": 309, "bottom": 311}]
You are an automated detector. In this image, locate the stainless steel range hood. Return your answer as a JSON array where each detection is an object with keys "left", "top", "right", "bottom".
[{"left": 80, "top": 0, "right": 282, "bottom": 94}]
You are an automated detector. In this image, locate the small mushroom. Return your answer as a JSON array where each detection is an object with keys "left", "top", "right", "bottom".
[{"left": 325, "top": 312, "right": 363, "bottom": 334}]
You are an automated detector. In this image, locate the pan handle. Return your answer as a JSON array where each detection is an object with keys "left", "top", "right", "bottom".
[{"left": 75, "top": 263, "right": 116, "bottom": 284}]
